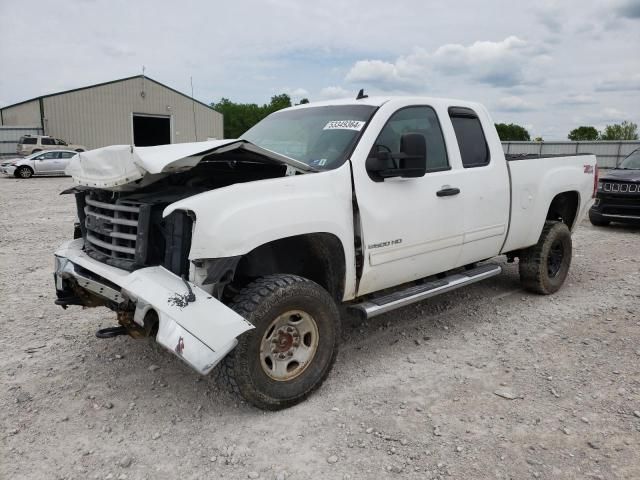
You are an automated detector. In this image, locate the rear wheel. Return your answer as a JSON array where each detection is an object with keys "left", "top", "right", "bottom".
[
  {"left": 220, "top": 274, "right": 340, "bottom": 410},
  {"left": 75, "top": 149, "right": 84, "bottom": 152},
  {"left": 519, "top": 221, "right": 572, "bottom": 295},
  {"left": 15, "top": 166, "right": 34, "bottom": 179}
]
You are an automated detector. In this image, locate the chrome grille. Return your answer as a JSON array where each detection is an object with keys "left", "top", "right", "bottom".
[
  {"left": 84, "top": 193, "right": 141, "bottom": 262},
  {"left": 601, "top": 182, "right": 639, "bottom": 194}
]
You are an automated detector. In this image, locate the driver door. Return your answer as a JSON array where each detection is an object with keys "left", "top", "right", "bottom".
[
  {"left": 352, "top": 105, "right": 465, "bottom": 295},
  {"left": 34, "top": 151, "right": 61, "bottom": 174}
]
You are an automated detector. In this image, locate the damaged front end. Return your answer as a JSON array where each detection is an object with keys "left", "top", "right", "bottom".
[
  {"left": 53, "top": 141, "right": 307, "bottom": 374},
  {"left": 55, "top": 240, "right": 253, "bottom": 374}
]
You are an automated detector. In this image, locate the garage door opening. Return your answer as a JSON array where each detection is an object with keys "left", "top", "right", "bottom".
[{"left": 132, "top": 114, "right": 171, "bottom": 146}]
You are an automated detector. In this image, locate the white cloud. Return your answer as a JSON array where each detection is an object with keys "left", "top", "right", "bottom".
[
  {"left": 317, "top": 86, "right": 352, "bottom": 99},
  {"left": 556, "top": 94, "right": 597, "bottom": 105},
  {"left": 281, "top": 87, "right": 310, "bottom": 98},
  {"left": 595, "top": 74, "right": 640, "bottom": 92},
  {"left": 495, "top": 96, "right": 536, "bottom": 112},
  {"left": 344, "top": 36, "right": 546, "bottom": 92}
]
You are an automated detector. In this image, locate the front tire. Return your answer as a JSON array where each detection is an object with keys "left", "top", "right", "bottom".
[
  {"left": 221, "top": 274, "right": 340, "bottom": 410},
  {"left": 15, "top": 166, "right": 34, "bottom": 178},
  {"left": 519, "top": 221, "right": 572, "bottom": 295}
]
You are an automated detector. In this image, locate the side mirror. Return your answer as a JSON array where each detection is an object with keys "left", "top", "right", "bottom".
[{"left": 366, "top": 133, "right": 427, "bottom": 181}]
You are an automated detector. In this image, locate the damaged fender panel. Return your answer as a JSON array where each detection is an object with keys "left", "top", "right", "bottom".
[{"left": 55, "top": 239, "right": 254, "bottom": 374}]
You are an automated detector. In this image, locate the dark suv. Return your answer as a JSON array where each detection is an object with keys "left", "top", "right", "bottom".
[{"left": 590, "top": 148, "right": 640, "bottom": 226}]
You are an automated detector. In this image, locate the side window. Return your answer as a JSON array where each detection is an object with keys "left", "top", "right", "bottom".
[
  {"left": 55, "top": 139, "right": 67, "bottom": 145},
  {"left": 448, "top": 107, "right": 490, "bottom": 168},
  {"left": 371, "top": 106, "right": 449, "bottom": 171},
  {"left": 41, "top": 138, "right": 55, "bottom": 145},
  {"left": 60, "top": 152, "right": 75, "bottom": 158},
  {"left": 42, "top": 152, "right": 58, "bottom": 159},
  {"left": 21, "top": 137, "right": 37, "bottom": 145}
]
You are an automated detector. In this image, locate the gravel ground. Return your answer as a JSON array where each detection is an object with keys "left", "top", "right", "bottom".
[{"left": 1, "top": 176, "right": 639, "bottom": 480}]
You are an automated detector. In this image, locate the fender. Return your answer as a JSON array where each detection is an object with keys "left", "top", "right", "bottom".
[{"left": 164, "top": 161, "right": 358, "bottom": 300}]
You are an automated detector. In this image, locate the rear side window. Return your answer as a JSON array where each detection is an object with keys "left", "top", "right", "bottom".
[
  {"left": 41, "top": 138, "right": 55, "bottom": 145},
  {"left": 60, "top": 152, "right": 75, "bottom": 158},
  {"left": 449, "top": 107, "right": 490, "bottom": 168},
  {"left": 20, "top": 137, "right": 37, "bottom": 144}
]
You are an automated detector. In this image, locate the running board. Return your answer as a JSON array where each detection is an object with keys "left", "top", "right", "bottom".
[{"left": 351, "top": 263, "right": 502, "bottom": 318}]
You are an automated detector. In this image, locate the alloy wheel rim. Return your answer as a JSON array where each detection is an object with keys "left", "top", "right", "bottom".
[{"left": 259, "top": 310, "right": 319, "bottom": 381}]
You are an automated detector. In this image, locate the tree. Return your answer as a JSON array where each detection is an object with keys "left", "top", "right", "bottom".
[
  {"left": 495, "top": 123, "right": 530, "bottom": 141},
  {"left": 298, "top": 98, "right": 310, "bottom": 105},
  {"left": 211, "top": 94, "right": 293, "bottom": 138},
  {"left": 599, "top": 121, "right": 638, "bottom": 140},
  {"left": 568, "top": 126, "right": 598, "bottom": 141}
]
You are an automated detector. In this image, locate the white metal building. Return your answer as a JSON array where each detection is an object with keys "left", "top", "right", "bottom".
[{"left": 0, "top": 75, "right": 223, "bottom": 150}]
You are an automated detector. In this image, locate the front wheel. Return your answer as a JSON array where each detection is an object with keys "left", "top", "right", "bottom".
[
  {"left": 519, "top": 221, "right": 572, "bottom": 295},
  {"left": 220, "top": 274, "right": 340, "bottom": 410},
  {"left": 15, "top": 166, "right": 34, "bottom": 178}
]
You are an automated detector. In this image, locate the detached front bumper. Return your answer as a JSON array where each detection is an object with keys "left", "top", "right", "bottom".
[{"left": 54, "top": 239, "right": 254, "bottom": 374}]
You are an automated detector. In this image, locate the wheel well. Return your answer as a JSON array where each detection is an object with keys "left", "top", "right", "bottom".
[
  {"left": 15, "top": 165, "right": 34, "bottom": 176},
  {"left": 232, "top": 233, "right": 346, "bottom": 301},
  {"left": 546, "top": 191, "right": 579, "bottom": 229}
]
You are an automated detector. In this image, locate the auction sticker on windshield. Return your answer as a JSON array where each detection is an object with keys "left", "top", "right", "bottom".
[{"left": 323, "top": 120, "right": 366, "bottom": 131}]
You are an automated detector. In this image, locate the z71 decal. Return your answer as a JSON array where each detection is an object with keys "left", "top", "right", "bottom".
[{"left": 368, "top": 239, "right": 403, "bottom": 249}]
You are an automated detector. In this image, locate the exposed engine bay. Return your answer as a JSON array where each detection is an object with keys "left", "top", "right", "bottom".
[{"left": 71, "top": 155, "right": 291, "bottom": 274}]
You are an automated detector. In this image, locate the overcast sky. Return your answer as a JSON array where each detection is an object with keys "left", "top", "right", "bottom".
[{"left": 1, "top": 0, "right": 639, "bottom": 139}]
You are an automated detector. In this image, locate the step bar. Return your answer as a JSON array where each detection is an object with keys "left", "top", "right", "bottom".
[{"left": 351, "top": 263, "right": 502, "bottom": 318}]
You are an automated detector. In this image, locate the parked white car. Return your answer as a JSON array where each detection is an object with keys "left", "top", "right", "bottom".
[
  {"left": 54, "top": 95, "right": 597, "bottom": 410},
  {"left": 2, "top": 150, "right": 78, "bottom": 178}
]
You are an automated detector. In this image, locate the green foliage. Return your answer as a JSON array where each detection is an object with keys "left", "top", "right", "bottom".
[
  {"left": 298, "top": 98, "right": 310, "bottom": 105},
  {"left": 211, "top": 94, "right": 293, "bottom": 138},
  {"left": 568, "top": 126, "right": 599, "bottom": 141},
  {"left": 495, "top": 123, "right": 531, "bottom": 141},
  {"left": 599, "top": 121, "right": 638, "bottom": 141}
]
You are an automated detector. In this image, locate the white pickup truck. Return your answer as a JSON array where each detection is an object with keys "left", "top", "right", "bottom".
[{"left": 54, "top": 96, "right": 597, "bottom": 409}]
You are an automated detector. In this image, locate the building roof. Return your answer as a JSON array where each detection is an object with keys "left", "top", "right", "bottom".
[{"left": 0, "top": 75, "right": 217, "bottom": 112}]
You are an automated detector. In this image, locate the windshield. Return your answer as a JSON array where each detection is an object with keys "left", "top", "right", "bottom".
[
  {"left": 241, "top": 105, "right": 377, "bottom": 170},
  {"left": 619, "top": 149, "right": 640, "bottom": 169}
]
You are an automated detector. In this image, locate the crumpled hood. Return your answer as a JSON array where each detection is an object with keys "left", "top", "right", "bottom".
[
  {"left": 601, "top": 168, "right": 640, "bottom": 183},
  {"left": 65, "top": 139, "right": 314, "bottom": 190}
]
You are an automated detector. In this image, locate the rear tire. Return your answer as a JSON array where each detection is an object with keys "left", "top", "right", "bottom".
[
  {"left": 589, "top": 211, "right": 610, "bottom": 227},
  {"left": 220, "top": 274, "right": 340, "bottom": 410},
  {"left": 15, "top": 166, "right": 34, "bottom": 179},
  {"left": 75, "top": 149, "right": 84, "bottom": 152},
  {"left": 519, "top": 221, "right": 572, "bottom": 295}
]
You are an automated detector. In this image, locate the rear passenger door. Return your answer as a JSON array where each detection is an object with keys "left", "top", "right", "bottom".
[
  {"left": 447, "top": 107, "right": 510, "bottom": 264},
  {"left": 58, "top": 151, "right": 76, "bottom": 173},
  {"left": 353, "top": 105, "right": 465, "bottom": 295}
]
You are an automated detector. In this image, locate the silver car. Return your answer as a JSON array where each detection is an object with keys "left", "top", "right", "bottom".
[{"left": 1, "top": 150, "right": 78, "bottom": 178}]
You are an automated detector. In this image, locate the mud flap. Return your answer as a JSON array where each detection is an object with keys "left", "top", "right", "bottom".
[{"left": 121, "top": 267, "right": 254, "bottom": 374}]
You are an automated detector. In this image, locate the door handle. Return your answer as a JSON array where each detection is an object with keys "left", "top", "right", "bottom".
[{"left": 436, "top": 187, "right": 460, "bottom": 197}]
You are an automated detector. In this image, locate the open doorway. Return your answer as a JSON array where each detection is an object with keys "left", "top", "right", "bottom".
[{"left": 132, "top": 114, "right": 171, "bottom": 146}]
